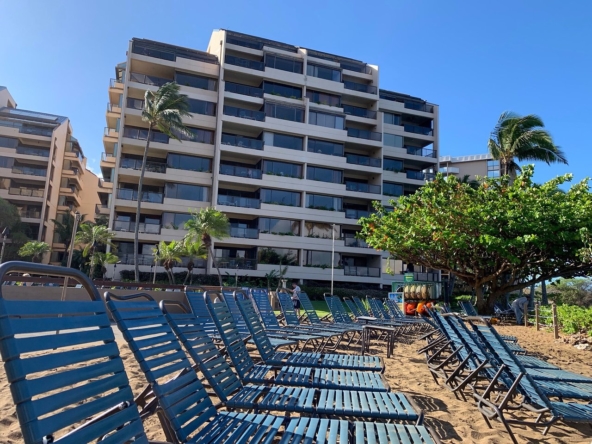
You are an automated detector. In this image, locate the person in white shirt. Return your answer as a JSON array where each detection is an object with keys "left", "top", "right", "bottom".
[{"left": 287, "top": 282, "right": 301, "bottom": 317}]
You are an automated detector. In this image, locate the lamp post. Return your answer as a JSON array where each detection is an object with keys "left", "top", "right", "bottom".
[
  {"left": 331, "top": 224, "right": 335, "bottom": 295},
  {"left": 60, "top": 211, "right": 81, "bottom": 302},
  {"left": 0, "top": 227, "right": 11, "bottom": 264}
]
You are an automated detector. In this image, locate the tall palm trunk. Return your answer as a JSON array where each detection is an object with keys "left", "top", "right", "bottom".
[
  {"left": 134, "top": 126, "right": 152, "bottom": 282},
  {"left": 208, "top": 245, "right": 223, "bottom": 287}
]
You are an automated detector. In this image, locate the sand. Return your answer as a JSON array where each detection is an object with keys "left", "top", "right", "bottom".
[{"left": 1, "top": 324, "right": 591, "bottom": 443}]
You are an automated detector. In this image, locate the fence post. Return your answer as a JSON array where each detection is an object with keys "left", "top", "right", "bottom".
[
  {"left": 552, "top": 302, "right": 559, "bottom": 339},
  {"left": 535, "top": 302, "right": 539, "bottom": 331}
]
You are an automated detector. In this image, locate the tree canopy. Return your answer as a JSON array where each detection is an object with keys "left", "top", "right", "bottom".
[{"left": 359, "top": 166, "right": 592, "bottom": 313}]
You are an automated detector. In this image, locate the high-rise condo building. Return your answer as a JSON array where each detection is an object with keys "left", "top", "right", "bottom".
[
  {"left": 0, "top": 86, "right": 100, "bottom": 264},
  {"left": 102, "top": 30, "right": 439, "bottom": 287},
  {"left": 439, "top": 154, "right": 499, "bottom": 180}
]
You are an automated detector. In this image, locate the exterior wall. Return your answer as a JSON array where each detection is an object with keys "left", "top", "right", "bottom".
[
  {"left": 103, "top": 34, "right": 439, "bottom": 288},
  {"left": 79, "top": 169, "right": 102, "bottom": 222},
  {"left": 0, "top": 88, "right": 91, "bottom": 264},
  {"left": 439, "top": 154, "right": 493, "bottom": 180}
]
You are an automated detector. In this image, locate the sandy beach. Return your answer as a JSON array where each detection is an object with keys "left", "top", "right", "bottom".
[{"left": 1, "top": 323, "right": 591, "bottom": 443}]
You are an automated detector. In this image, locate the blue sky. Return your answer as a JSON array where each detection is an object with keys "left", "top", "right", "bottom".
[{"left": 2, "top": 0, "right": 591, "bottom": 187}]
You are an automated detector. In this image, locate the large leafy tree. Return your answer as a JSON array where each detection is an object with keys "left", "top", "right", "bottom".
[
  {"left": 359, "top": 166, "right": 592, "bottom": 313},
  {"left": 75, "top": 223, "right": 115, "bottom": 279},
  {"left": 133, "top": 82, "right": 192, "bottom": 282},
  {"left": 488, "top": 112, "right": 567, "bottom": 176},
  {"left": 18, "top": 241, "right": 50, "bottom": 263},
  {"left": 184, "top": 208, "right": 230, "bottom": 287}
]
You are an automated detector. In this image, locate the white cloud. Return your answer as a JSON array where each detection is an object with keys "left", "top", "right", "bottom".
[{"left": 86, "top": 166, "right": 103, "bottom": 179}]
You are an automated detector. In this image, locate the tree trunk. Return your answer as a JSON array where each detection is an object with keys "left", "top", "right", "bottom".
[
  {"left": 208, "top": 245, "right": 223, "bottom": 287},
  {"left": 152, "top": 264, "right": 157, "bottom": 284},
  {"left": 529, "top": 284, "right": 535, "bottom": 309},
  {"left": 475, "top": 285, "right": 497, "bottom": 315},
  {"left": 541, "top": 280, "right": 548, "bottom": 305},
  {"left": 164, "top": 266, "right": 173, "bottom": 285},
  {"left": 134, "top": 126, "right": 152, "bottom": 283}
]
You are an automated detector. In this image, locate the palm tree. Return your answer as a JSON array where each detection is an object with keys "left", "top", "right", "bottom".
[
  {"left": 155, "top": 240, "right": 184, "bottom": 285},
  {"left": 93, "top": 252, "right": 119, "bottom": 279},
  {"left": 75, "top": 223, "right": 115, "bottom": 279},
  {"left": 488, "top": 112, "right": 567, "bottom": 176},
  {"left": 18, "top": 241, "right": 50, "bottom": 263},
  {"left": 52, "top": 213, "right": 85, "bottom": 251},
  {"left": 133, "top": 82, "right": 192, "bottom": 282},
  {"left": 184, "top": 208, "right": 230, "bottom": 287},
  {"left": 183, "top": 239, "right": 207, "bottom": 285}
]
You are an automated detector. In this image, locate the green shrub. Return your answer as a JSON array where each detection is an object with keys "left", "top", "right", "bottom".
[{"left": 556, "top": 305, "right": 592, "bottom": 336}]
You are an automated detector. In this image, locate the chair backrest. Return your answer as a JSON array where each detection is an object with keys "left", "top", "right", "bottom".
[
  {"left": 353, "top": 296, "right": 371, "bottom": 316},
  {"left": 344, "top": 297, "right": 363, "bottom": 318},
  {"left": 184, "top": 288, "right": 217, "bottom": 335},
  {"left": 0, "top": 261, "right": 147, "bottom": 444},
  {"left": 460, "top": 300, "right": 479, "bottom": 317},
  {"left": 277, "top": 290, "right": 302, "bottom": 326},
  {"left": 467, "top": 319, "right": 552, "bottom": 409},
  {"left": 202, "top": 293, "right": 259, "bottom": 380},
  {"left": 221, "top": 289, "right": 250, "bottom": 336},
  {"left": 324, "top": 295, "right": 353, "bottom": 324},
  {"left": 234, "top": 294, "right": 278, "bottom": 362},
  {"left": 297, "top": 292, "right": 323, "bottom": 324},
  {"left": 367, "top": 297, "right": 389, "bottom": 320},
  {"left": 161, "top": 303, "right": 243, "bottom": 404},
  {"left": 384, "top": 299, "right": 404, "bottom": 318},
  {"left": 249, "top": 288, "right": 282, "bottom": 329},
  {"left": 104, "top": 292, "right": 218, "bottom": 443}
]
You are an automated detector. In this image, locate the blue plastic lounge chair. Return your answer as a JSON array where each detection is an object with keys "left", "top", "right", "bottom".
[
  {"left": 0, "top": 262, "right": 148, "bottom": 444},
  {"left": 205, "top": 294, "right": 390, "bottom": 391},
  {"left": 464, "top": 318, "right": 592, "bottom": 443},
  {"left": 296, "top": 291, "right": 361, "bottom": 335},
  {"left": 161, "top": 299, "right": 424, "bottom": 423},
  {"left": 220, "top": 289, "right": 329, "bottom": 350},
  {"left": 234, "top": 292, "right": 384, "bottom": 372},
  {"left": 106, "top": 292, "right": 437, "bottom": 444}
]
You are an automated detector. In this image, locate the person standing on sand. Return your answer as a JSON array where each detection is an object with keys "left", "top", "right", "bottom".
[
  {"left": 287, "top": 281, "right": 301, "bottom": 317},
  {"left": 511, "top": 294, "right": 529, "bottom": 325}
]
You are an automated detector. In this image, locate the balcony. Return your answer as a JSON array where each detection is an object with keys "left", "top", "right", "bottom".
[
  {"left": 126, "top": 98, "right": 145, "bottom": 110},
  {"left": 16, "top": 146, "right": 50, "bottom": 158},
  {"left": 223, "top": 106, "right": 265, "bottom": 122},
  {"left": 343, "top": 81, "right": 377, "bottom": 95},
  {"left": 344, "top": 235, "right": 370, "bottom": 248},
  {"left": 95, "top": 204, "right": 110, "bottom": 215},
  {"left": 225, "top": 82, "right": 263, "bottom": 98},
  {"left": 344, "top": 266, "right": 380, "bottom": 277},
  {"left": 346, "top": 128, "right": 382, "bottom": 141},
  {"left": 221, "top": 133, "right": 263, "bottom": 150},
  {"left": 343, "top": 105, "right": 377, "bottom": 119},
  {"left": 406, "top": 171, "right": 434, "bottom": 181},
  {"left": 123, "top": 126, "right": 169, "bottom": 144},
  {"left": 217, "top": 259, "right": 257, "bottom": 270},
  {"left": 219, "top": 164, "right": 262, "bottom": 179},
  {"left": 101, "top": 152, "right": 115, "bottom": 162},
  {"left": 120, "top": 158, "right": 167, "bottom": 174},
  {"left": 341, "top": 63, "right": 372, "bottom": 74},
  {"left": 19, "top": 209, "right": 41, "bottom": 219},
  {"left": 404, "top": 102, "right": 434, "bottom": 113},
  {"left": 119, "top": 254, "right": 154, "bottom": 266},
  {"left": 230, "top": 227, "right": 259, "bottom": 239},
  {"left": 345, "top": 209, "right": 371, "bottom": 220},
  {"left": 104, "top": 127, "right": 118, "bottom": 137},
  {"left": 404, "top": 124, "right": 433, "bottom": 136},
  {"left": 345, "top": 182, "right": 381, "bottom": 194},
  {"left": 12, "top": 165, "right": 47, "bottom": 177},
  {"left": 117, "top": 189, "right": 164, "bottom": 204},
  {"left": 439, "top": 166, "right": 460, "bottom": 174},
  {"left": 113, "top": 220, "right": 161, "bottom": 234},
  {"left": 0, "top": 120, "right": 53, "bottom": 137},
  {"left": 129, "top": 72, "right": 171, "bottom": 87},
  {"left": 225, "top": 55, "right": 264, "bottom": 71},
  {"left": 217, "top": 195, "right": 261, "bottom": 209},
  {"left": 346, "top": 154, "right": 381, "bottom": 168},
  {"left": 110, "top": 78, "right": 124, "bottom": 89},
  {"left": 8, "top": 187, "right": 44, "bottom": 198},
  {"left": 406, "top": 146, "right": 436, "bottom": 158}
]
